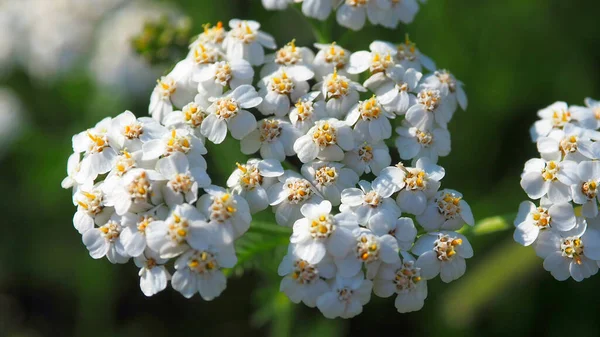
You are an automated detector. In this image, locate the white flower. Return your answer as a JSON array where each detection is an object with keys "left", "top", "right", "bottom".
[
  {"left": 405, "top": 88, "right": 455, "bottom": 129},
  {"left": 412, "top": 231, "right": 473, "bottom": 283},
  {"left": 335, "top": 227, "right": 400, "bottom": 279},
  {"left": 142, "top": 128, "right": 208, "bottom": 168},
  {"left": 258, "top": 68, "right": 311, "bottom": 116},
  {"left": 371, "top": 65, "right": 422, "bottom": 115},
  {"left": 370, "top": 38, "right": 436, "bottom": 72},
  {"left": 146, "top": 203, "right": 213, "bottom": 259},
  {"left": 421, "top": 70, "right": 468, "bottom": 113},
  {"left": 102, "top": 168, "right": 165, "bottom": 216},
  {"left": 529, "top": 102, "right": 573, "bottom": 142},
  {"left": 149, "top": 61, "right": 198, "bottom": 123},
  {"left": 520, "top": 158, "right": 578, "bottom": 203},
  {"left": 200, "top": 85, "right": 261, "bottom": 144},
  {"left": 157, "top": 152, "right": 210, "bottom": 207},
  {"left": 313, "top": 43, "right": 354, "bottom": 80},
  {"left": 71, "top": 117, "right": 117, "bottom": 184},
  {"left": 301, "top": 161, "right": 359, "bottom": 206},
  {"left": 193, "top": 21, "right": 227, "bottom": 46},
  {"left": 340, "top": 180, "right": 401, "bottom": 230},
  {"left": 291, "top": 200, "right": 358, "bottom": 263},
  {"left": 318, "top": 69, "right": 366, "bottom": 118},
  {"left": 82, "top": 213, "right": 129, "bottom": 264},
  {"left": 227, "top": 159, "right": 285, "bottom": 213},
  {"left": 535, "top": 219, "right": 600, "bottom": 281},
  {"left": 73, "top": 184, "right": 113, "bottom": 234},
  {"left": 171, "top": 245, "right": 237, "bottom": 300},
  {"left": 294, "top": 118, "right": 355, "bottom": 163},
  {"left": 261, "top": 39, "right": 315, "bottom": 80},
  {"left": 163, "top": 101, "right": 209, "bottom": 139},
  {"left": 241, "top": 118, "right": 301, "bottom": 162},
  {"left": 373, "top": 252, "right": 427, "bottom": 313},
  {"left": 121, "top": 209, "right": 167, "bottom": 258},
  {"left": 134, "top": 250, "right": 171, "bottom": 297},
  {"left": 278, "top": 247, "right": 336, "bottom": 307},
  {"left": 109, "top": 111, "right": 167, "bottom": 152},
  {"left": 343, "top": 139, "right": 391, "bottom": 176},
  {"left": 513, "top": 200, "right": 575, "bottom": 246},
  {"left": 262, "top": 0, "right": 294, "bottom": 11},
  {"left": 378, "top": 0, "right": 420, "bottom": 28},
  {"left": 395, "top": 120, "right": 451, "bottom": 164},
  {"left": 571, "top": 161, "right": 600, "bottom": 218},
  {"left": 185, "top": 42, "right": 224, "bottom": 78},
  {"left": 289, "top": 92, "right": 328, "bottom": 133},
  {"left": 195, "top": 59, "right": 254, "bottom": 99},
  {"left": 197, "top": 186, "right": 252, "bottom": 245},
  {"left": 316, "top": 274, "right": 373, "bottom": 319},
  {"left": 223, "top": 19, "right": 277, "bottom": 66},
  {"left": 268, "top": 171, "right": 324, "bottom": 227},
  {"left": 347, "top": 42, "right": 398, "bottom": 78},
  {"left": 570, "top": 97, "right": 600, "bottom": 130},
  {"left": 370, "top": 217, "right": 417, "bottom": 251},
  {"left": 417, "top": 189, "right": 474, "bottom": 231},
  {"left": 536, "top": 123, "right": 596, "bottom": 162},
  {"left": 300, "top": 0, "right": 341, "bottom": 20},
  {"left": 345, "top": 95, "right": 395, "bottom": 142},
  {"left": 336, "top": 0, "right": 389, "bottom": 31}
]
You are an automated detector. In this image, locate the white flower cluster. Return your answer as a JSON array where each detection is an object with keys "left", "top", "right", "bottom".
[
  {"left": 63, "top": 18, "right": 472, "bottom": 317},
  {"left": 517, "top": 99, "right": 600, "bottom": 281},
  {"left": 261, "top": 0, "right": 428, "bottom": 31}
]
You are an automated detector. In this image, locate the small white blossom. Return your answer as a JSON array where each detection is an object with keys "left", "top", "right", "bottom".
[
  {"left": 345, "top": 95, "right": 395, "bottom": 142},
  {"left": 571, "top": 161, "right": 600, "bottom": 218},
  {"left": 227, "top": 159, "right": 285, "bottom": 213},
  {"left": 371, "top": 65, "right": 422, "bottom": 115},
  {"left": 73, "top": 184, "right": 113, "bottom": 234},
  {"left": 373, "top": 252, "right": 427, "bottom": 313},
  {"left": 318, "top": 69, "right": 366, "bottom": 118},
  {"left": 405, "top": 88, "right": 455, "bottom": 129},
  {"left": 417, "top": 189, "right": 474, "bottom": 231},
  {"left": 336, "top": 0, "right": 389, "bottom": 31},
  {"left": 370, "top": 38, "right": 435, "bottom": 73},
  {"left": 514, "top": 200, "right": 576, "bottom": 246},
  {"left": 421, "top": 70, "right": 467, "bottom": 112},
  {"left": 121, "top": 209, "right": 167, "bottom": 258},
  {"left": 301, "top": 160, "right": 359, "bottom": 206},
  {"left": 82, "top": 213, "right": 129, "bottom": 264},
  {"left": 102, "top": 168, "right": 165, "bottom": 216},
  {"left": 195, "top": 59, "right": 254, "bottom": 99},
  {"left": 71, "top": 117, "right": 117, "bottom": 184},
  {"left": 134, "top": 250, "right": 171, "bottom": 297},
  {"left": 340, "top": 180, "right": 401, "bottom": 230},
  {"left": 289, "top": 92, "right": 328, "bottom": 133},
  {"left": 261, "top": 40, "right": 315, "bottom": 80},
  {"left": 157, "top": 152, "right": 210, "bottom": 207},
  {"left": 142, "top": 128, "right": 208, "bottom": 168},
  {"left": 378, "top": 0, "right": 420, "bottom": 28},
  {"left": 570, "top": 97, "right": 600, "bottom": 130},
  {"left": 268, "top": 171, "right": 324, "bottom": 227},
  {"left": 109, "top": 111, "right": 167, "bottom": 152},
  {"left": 258, "top": 68, "right": 311, "bottom": 116},
  {"left": 149, "top": 61, "right": 198, "bottom": 123},
  {"left": 530, "top": 102, "right": 573, "bottom": 142},
  {"left": 520, "top": 158, "right": 578, "bottom": 203},
  {"left": 412, "top": 231, "right": 473, "bottom": 283},
  {"left": 223, "top": 19, "right": 277, "bottom": 66},
  {"left": 343, "top": 139, "right": 391, "bottom": 176},
  {"left": 241, "top": 118, "right": 301, "bottom": 161},
  {"left": 536, "top": 123, "right": 596, "bottom": 162},
  {"left": 396, "top": 120, "right": 451, "bottom": 164},
  {"left": 313, "top": 43, "right": 354, "bottom": 80},
  {"left": 316, "top": 274, "right": 373, "bottom": 319},
  {"left": 196, "top": 186, "right": 252, "bottom": 245},
  {"left": 163, "top": 101, "right": 209, "bottom": 139},
  {"left": 294, "top": 118, "right": 355, "bottom": 163},
  {"left": 370, "top": 217, "right": 417, "bottom": 251}
]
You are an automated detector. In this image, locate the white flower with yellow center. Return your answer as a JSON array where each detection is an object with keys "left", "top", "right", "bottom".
[
  {"left": 336, "top": 228, "right": 400, "bottom": 279},
  {"left": 289, "top": 92, "right": 328, "bottom": 133},
  {"left": 343, "top": 139, "right": 391, "bottom": 176},
  {"left": 158, "top": 152, "right": 211, "bottom": 207},
  {"left": 142, "top": 128, "right": 208, "bottom": 168},
  {"left": 537, "top": 123, "right": 596, "bottom": 162},
  {"left": 378, "top": 0, "right": 420, "bottom": 28},
  {"left": 291, "top": 200, "right": 358, "bottom": 263},
  {"left": 103, "top": 168, "right": 164, "bottom": 216},
  {"left": 82, "top": 213, "right": 129, "bottom": 264},
  {"left": 373, "top": 252, "right": 427, "bottom": 313},
  {"left": 347, "top": 42, "right": 400, "bottom": 83},
  {"left": 301, "top": 161, "right": 359, "bottom": 206},
  {"left": 223, "top": 19, "right": 277, "bottom": 66},
  {"left": 73, "top": 184, "right": 113, "bottom": 234},
  {"left": 340, "top": 180, "right": 401, "bottom": 230},
  {"left": 201, "top": 85, "right": 261, "bottom": 144},
  {"left": 345, "top": 95, "right": 395, "bottom": 142},
  {"left": 71, "top": 117, "right": 117, "bottom": 184},
  {"left": 372, "top": 65, "right": 422, "bottom": 115},
  {"left": 146, "top": 203, "right": 213, "bottom": 259},
  {"left": 240, "top": 117, "right": 301, "bottom": 162},
  {"left": 267, "top": 171, "right": 324, "bottom": 227},
  {"left": 412, "top": 231, "right": 473, "bottom": 283},
  {"left": 313, "top": 42, "right": 354, "bottom": 79},
  {"left": 417, "top": 189, "right": 474, "bottom": 231},
  {"left": 261, "top": 39, "right": 315, "bottom": 80},
  {"left": 294, "top": 118, "right": 355, "bottom": 163},
  {"left": 572, "top": 161, "right": 600, "bottom": 218},
  {"left": 258, "top": 68, "right": 311, "bottom": 116},
  {"left": 316, "top": 274, "right": 373, "bottom": 319},
  {"left": 406, "top": 88, "right": 454, "bottom": 129},
  {"left": 163, "top": 101, "right": 210, "bottom": 139},
  {"left": 149, "top": 60, "right": 198, "bottom": 123},
  {"left": 121, "top": 209, "right": 167, "bottom": 258},
  {"left": 520, "top": 158, "right": 578, "bottom": 203},
  {"left": 318, "top": 69, "right": 366, "bottom": 118},
  {"left": 530, "top": 101, "right": 574, "bottom": 142},
  {"left": 227, "top": 159, "right": 284, "bottom": 213},
  {"left": 134, "top": 250, "right": 171, "bottom": 297},
  {"left": 336, "top": 0, "right": 390, "bottom": 31},
  {"left": 109, "top": 110, "right": 167, "bottom": 152},
  {"left": 171, "top": 245, "right": 237, "bottom": 300},
  {"left": 535, "top": 219, "right": 600, "bottom": 282},
  {"left": 395, "top": 120, "right": 451, "bottom": 164},
  {"left": 106, "top": 150, "right": 142, "bottom": 180},
  {"left": 195, "top": 59, "right": 254, "bottom": 98},
  {"left": 278, "top": 247, "right": 335, "bottom": 307},
  {"left": 422, "top": 70, "right": 468, "bottom": 113},
  {"left": 570, "top": 97, "right": 600, "bottom": 130},
  {"left": 514, "top": 200, "right": 576, "bottom": 247},
  {"left": 197, "top": 186, "right": 252, "bottom": 245},
  {"left": 193, "top": 22, "right": 226, "bottom": 46},
  {"left": 370, "top": 37, "right": 436, "bottom": 72}
]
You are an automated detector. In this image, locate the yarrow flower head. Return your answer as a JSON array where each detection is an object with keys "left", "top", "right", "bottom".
[{"left": 62, "top": 15, "right": 472, "bottom": 318}]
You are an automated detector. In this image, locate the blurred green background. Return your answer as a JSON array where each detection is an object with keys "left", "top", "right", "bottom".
[{"left": 2, "top": 0, "right": 600, "bottom": 336}]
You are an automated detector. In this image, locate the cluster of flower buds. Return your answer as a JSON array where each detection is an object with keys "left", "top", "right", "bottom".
[
  {"left": 517, "top": 99, "right": 600, "bottom": 282},
  {"left": 63, "top": 17, "right": 472, "bottom": 317},
  {"left": 261, "top": 0, "right": 427, "bottom": 31}
]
